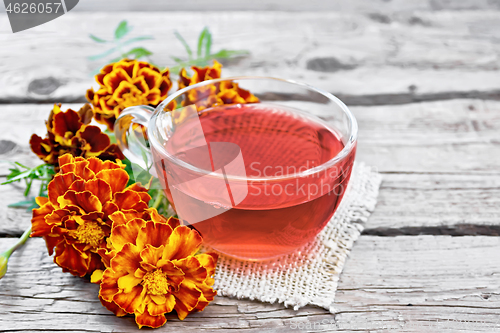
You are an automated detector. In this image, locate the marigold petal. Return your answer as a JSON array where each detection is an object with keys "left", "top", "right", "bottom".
[
  {"left": 68, "top": 179, "right": 85, "bottom": 192},
  {"left": 172, "top": 257, "right": 207, "bottom": 284},
  {"left": 111, "top": 243, "right": 142, "bottom": 274},
  {"left": 132, "top": 76, "right": 150, "bottom": 94},
  {"left": 146, "top": 90, "right": 161, "bottom": 105},
  {"left": 138, "top": 67, "right": 162, "bottom": 89},
  {"left": 54, "top": 241, "right": 89, "bottom": 277},
  {"left": 148, "top": 293, "right": 176, "bottom": 315},
  {"left": 147, "top": 209, "right": 177, "bottom": 227},
  {"left": 196, "top": 252, "right": 218, "bottom": 278},
  {"left": 63, "top": 160, "right": 95, "bottom": 181},
  {"left": 58, "top": 191, "right": 102, "bottom": 214},
  {"left": 44, "top": 209, "right": 72, "bottom": 227},
  {"left": 78, "top": 125, "right": 111, "bottom": 153},
  {"left": 100, "top": 268, "right": 127, "bottom": 302},
  {"left": 30, "top": 134, "right": 49, "bottom": 159},
  {"left": 35, "top": 196, "right": 49, "bottom": 207},
  {"left": 113, "top": 285, "right": 145, "bottom": 314},
  {"left": 91, "top": 269, "right": 104, "bottom": 283},
  {"left": 52, "top": 109, "right": 82, "bottom": 141},
  {"left": 99, "top": 296, "right": 128, "bottom": 317},
  {"left": 113, "top": 190, "right": 149, "bottom": 211},
  {"left": 165, "top": 216, "right": 181, "bottom": 229},
  {"left": 124, "top": 182, "right": 148, "bottom": 193},
  {"left": 139, "top": 244, "right": 164, "bottom": 269},
  {"left": 96, "top": 168, "right": 129, "bottom": 193},
  {"left": 103, "top": 67, "right": 132, "bottom": 93},
  {"left": 173, "top": 280, "right": 202, "bottom": 314},
  {"left": 157, "top": 260, "right": 184, "bottom": 290},
  {"left": 31, "top": 202, "right": 56, "bottom": 237},
  {"left": 159, "top": 77, "right": 172, "bottom": 97},
  {"left": 84, "top": 178, "right": 112, "bottom": 204},
  {"left": 102, "top": 202, "right": 119, "bottom": 217},
  {"left": 43, "top": 235, "right": 64, "bottom": 256},
  {"left": 135, "top": 310, "right": 167, "bottom": 329},
  {"left": 109, "top": 217, "right": 145, "bottom": 251},
  {"left": 136, "top": 221, "right": 173, "bottom": 250},
  {"left": 118, "top": 273, "right": 143, "bottom": 293},
  {"left": 162, "top": 226, "right": 202, "bottom": 261},
  {"left": 48, "top": 173, "right": 80, "bottom": 205}
]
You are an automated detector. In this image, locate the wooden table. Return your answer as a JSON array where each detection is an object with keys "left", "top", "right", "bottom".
[{"left": 1, "top": 5, "right": 500, "bottom": 332}]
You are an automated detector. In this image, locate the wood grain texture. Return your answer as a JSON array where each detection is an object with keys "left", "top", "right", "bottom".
[
  {"left": 1, "top": 236, "right": 499, "bottom": 332},
  {"left": 1, "top": 11, "right": 500, "bottom": 104},
  {"left": 2, "top": 0, "right": 500, "bottom": 12},
  {"left": 1, "top": 99, "right": 500, "bottom": 174},
  {"left": 1, "top": 99, "right": 499, "bottom": 235},
  {"left": 2, "top": 171, "right": 500, "bottom": 237}
]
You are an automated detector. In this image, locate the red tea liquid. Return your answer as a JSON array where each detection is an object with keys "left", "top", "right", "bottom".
[{"left": 154, "top": 103, "right": 356, "bottom": 260}]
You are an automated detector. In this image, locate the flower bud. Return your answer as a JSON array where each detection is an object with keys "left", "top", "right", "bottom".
[{"left": 0, "top": 251, "right": 10, "bottom": 280}]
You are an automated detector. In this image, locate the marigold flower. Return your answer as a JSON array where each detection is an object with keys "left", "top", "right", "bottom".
[
  {"left": 86, "top": 59, "right": 172, "bottom": 130},
  {"left": 29, "top": 104, "right": 124, "bottom": 167},
  {"left": 175, "top": 60, "right": 259, "bottom": 111},
  {"left": 98, "top": 213, "right": 218, "bottom": 329},
  {"left": 178, "top": 60, "right": 222, "bottom": 89},
  {"left": 30, "top": 154, "right": 151, "bottom": 277}
]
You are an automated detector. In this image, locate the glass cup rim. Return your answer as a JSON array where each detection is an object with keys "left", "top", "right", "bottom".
[{"left": 149, "top": 76, "right": 358, "bottom": 182}]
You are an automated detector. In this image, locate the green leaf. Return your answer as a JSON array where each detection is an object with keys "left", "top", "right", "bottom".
[
  {"left": 2, "top": 169, "right": 32, "bottom": 185},
  {"left": 88, "top": 47, "right": 121, "bottom": 61},
  {"left": 14, "top": 162, "right": 29, "bottom": 169},
  {"left": 122, "top": 35, "right": 154, "bottom": 45},
  {"left": 170, "top": 55, "right": 185, "bottom": 63},
  {"left": 211, "top": 49, "right": 249, "bottom": 59},
  {"left": 205, "top": 30, "right": 212, "bottom": 57},
  {"left": 196, "top": 27, "right": 212, "bottom": 58},
  {"left": 8, "top": 197, "right": 38, "bottom": 210},
  {"left": 197, "top": 27, "right": 208, "bottom": 58},
  {"left": 115, "top": 20, "right": 131, "bottom": 40},
  {"left": 174, "top": 30, "right": 193, "bottom": 60},
  {"left": 122, "top": 47, "right": 153, "bottom": 60},
  {"left": 88, "top": 36, "right": 154, "bottom": 61},
  {"left": 89, "top": 34, "right": 107, "bottom": 43}
]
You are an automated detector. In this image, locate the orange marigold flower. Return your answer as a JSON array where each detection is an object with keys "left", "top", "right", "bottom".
[
  {"left": 98, "top": 214, "right": 218, "bottom": 329},
  {"left": 174, "top": 60, "right": 259, "bottom": 111},
  {"left": 178, "top": 60, "right": 222, "bottom": 89},
  {"left": 86, "top": 59, "right": 172, "bottom": 131},
  {"left": 29, "top": 104, "right": 124, "bottom": 168},
  {"left": 30, "top": 154, "right": 151, "bottom": 277}
]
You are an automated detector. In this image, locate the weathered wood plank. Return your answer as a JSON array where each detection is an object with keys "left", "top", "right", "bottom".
[
  {"left": 1, "top": 11, "right": 500, "bottom": 103},
  {"left": 1, "top": 99, "right": 499, "bottom": 174},
  {"left": 2, "top": 171, "right": 500, "bottom": 236},
  {"left": 2, "top": 0, "right": 499, "bottom": 13},
  {"left": 0, "top": 99, "right": 499, "bottom": 235},
  {"left": 1, "top": 236, "right": 499, "bottom": 332}
]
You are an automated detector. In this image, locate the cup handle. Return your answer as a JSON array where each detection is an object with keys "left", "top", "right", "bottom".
[{"left": 114, "top": 105, "right": 155, "bottom": 171}]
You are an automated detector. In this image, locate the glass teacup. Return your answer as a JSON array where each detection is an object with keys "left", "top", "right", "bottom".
[{"left": 115, "top": 77, "right": 357, "bottom": 260}]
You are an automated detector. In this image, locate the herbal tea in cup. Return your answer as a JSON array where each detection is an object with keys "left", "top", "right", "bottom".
[{"left": 116, "top": 77, "right": 357, "bottom": 260}]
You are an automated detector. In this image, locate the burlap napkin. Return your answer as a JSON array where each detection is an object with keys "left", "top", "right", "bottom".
[{"left": 209, "top": 163, "right": 382, "bottom": 312}]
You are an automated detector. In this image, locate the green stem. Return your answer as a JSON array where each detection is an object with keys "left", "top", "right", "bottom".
[
  {"left": 2, "top": 227, "right": 31, "bottom": 258},
  {"left": 151, "top": 190, "right": 164, "bottom": 210}
]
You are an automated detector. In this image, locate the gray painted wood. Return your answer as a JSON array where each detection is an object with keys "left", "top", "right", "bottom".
[
  {"left": 1, "top": 12, "right": 500, "bottom": 104},
  {"left": 1, "top": 99, "right": 499, "bottom": 175},
  {"left": 1, "top": 9, "right": 499, "bottom": 332},
  {"left": 1, "top": 99, "right": 499, "bottom": 235},
  {"left": 1, "top": 0, "right": 500, "bottom": 12},
  {"left": 1, "top": 236, "right": 499, "bottom": 332}
]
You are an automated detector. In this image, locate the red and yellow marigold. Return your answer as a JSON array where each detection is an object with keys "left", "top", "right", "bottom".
[
  {"left": 97, "top": 213, "right": 218, "bottom": 328},
  {"left": 86, "top": 59, "right": 172, "bottom": 130},
  {"left": 30, "top": 104, "right": 124, "bottom": 167},
  {"left": 172, "top": 60, "right": 259, "bottom": 111},
  {"left": 31, "top": 154, "right": 151, "bottom": 277}
]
